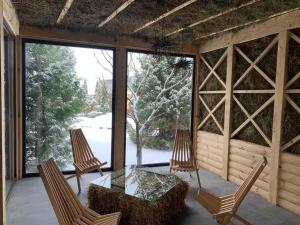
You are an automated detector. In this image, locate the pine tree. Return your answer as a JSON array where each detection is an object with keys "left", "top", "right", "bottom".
[
  {"left": 94, "top": 77, "right": 111, "bottom": 113},
  {"left": 25, "top": 43, "right": 87, "bottom": 171}
]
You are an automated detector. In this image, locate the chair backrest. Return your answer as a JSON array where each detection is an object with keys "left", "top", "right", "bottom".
[
  {"left": 38, "top": 158, "right": 84, "bottom": 225},
  {"left": 171, "top": 129, "right": 195, "bottom": 164},
  {"left": 70, "top": 128, "right": 95, "bottom": 164},
  {"left": 233, "top": 156, "right": 267, "bottom": 212}
]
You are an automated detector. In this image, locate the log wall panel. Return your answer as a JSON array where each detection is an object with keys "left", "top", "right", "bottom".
[
  {"left": 196, "top": 131, "right": 223, "bottom": 176},
  {"left": 278, "top": 153, "right": 300, "bottom": 215},
  {"left": 228, "top": 139, "right": 271, "bottom": 201}
]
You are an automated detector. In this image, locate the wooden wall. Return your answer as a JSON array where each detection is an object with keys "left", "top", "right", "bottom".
[{"left": 196, "top": 10, "right": 300, "bottom": 216}]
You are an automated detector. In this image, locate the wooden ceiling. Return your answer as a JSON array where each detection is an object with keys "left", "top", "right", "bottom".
[{"left": 13, "top": 0, "right": 300, "bottom": 47}]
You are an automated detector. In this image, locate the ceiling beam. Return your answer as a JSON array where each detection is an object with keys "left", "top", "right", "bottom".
[
  {"left": 165, "top": 0, "right": 263, "bottom": 37},
  {"left": 194, "top": 7, "right": 300, "bottom": 41},
  {"left": 97, "top": 0, "right": 135, "bottom": 28},
  {"left": 57, "top": 0, "right": 75, "bottom": 24},
  {"left": 134, "top": 0, "right": 197, "bottom": 33}
]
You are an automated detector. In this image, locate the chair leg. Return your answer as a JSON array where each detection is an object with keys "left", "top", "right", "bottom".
[
  {"left": 75, "top": 169, "right": 81, "bottom": 193},
  {"left": 98, "top": 167, "right": 103, "bottom": 176},
  {"left": 195, "top": 169, "right": 201, "bottom": 188}
]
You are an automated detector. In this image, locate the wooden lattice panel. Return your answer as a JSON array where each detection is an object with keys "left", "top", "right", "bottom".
[
  {"left": 231, "top": 35, "right": 278, "bottom": 147},
  {"left": 198, "top": 48, "right": 227, "bottom": 135},
  {"left": 281, "top": 30, "right": 300, "bottom": 153}
]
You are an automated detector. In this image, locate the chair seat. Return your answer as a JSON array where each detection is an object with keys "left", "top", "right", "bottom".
[
  {"left": 75, "top": 158, "right": 107, "bottom": 173},
  {"left": 170, "top": 160, "right": 197, "bottom": 171}
]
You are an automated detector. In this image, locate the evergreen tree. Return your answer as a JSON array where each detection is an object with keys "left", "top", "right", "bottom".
[
  {"left": 94, "top": 77, "right": 111, "bottom": 113},
  {"left": 25, "top": 43, "right": 86, "bottom": 171}
]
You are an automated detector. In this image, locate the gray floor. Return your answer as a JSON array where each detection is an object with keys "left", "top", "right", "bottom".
[{"left": 6, "top": 167, "right": 300, "bottom": 225}]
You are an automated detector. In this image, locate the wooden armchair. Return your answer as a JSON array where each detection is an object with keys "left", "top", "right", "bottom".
[
  {"left": 69, "top": 128, "right": 107, "bottom": 193},
  {"left": 38, "top": 158, "right": 121, "bottom": 225},
  {"left": 170, "top": 129, "right": 201, "bottom": 188},
  {"left": 196, "top": 156, "right": 267, "bottom": 225}
]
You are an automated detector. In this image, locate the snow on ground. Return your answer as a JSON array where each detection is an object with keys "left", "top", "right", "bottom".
[{"left": 65, "top": 113, "right": 172, "bottom": 170}]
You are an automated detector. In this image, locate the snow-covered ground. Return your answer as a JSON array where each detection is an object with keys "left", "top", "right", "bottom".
[{"left": 65, "top": 113, "right": 172, "bottom": 170}]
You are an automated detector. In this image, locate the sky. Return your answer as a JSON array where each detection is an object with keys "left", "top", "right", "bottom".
[
  {"left": 71, "top": 47, "right": 141, "bottom": 95},
  {"left": 71, "top": 47, "right": 113, "bottom": 95}
]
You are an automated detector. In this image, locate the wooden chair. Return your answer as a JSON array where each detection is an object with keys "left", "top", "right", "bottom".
[
  {"left": 170, "top": 129, "right": 201, "bottom": 188},
  {"left": 196, "top": 156, "right": 267, "bottom": 225},
  {"left": 69, "top": 128, "right": 107, "bottom": 193},
  {"left": 38, "top": 158, "right": 121, "bottom": 225}
]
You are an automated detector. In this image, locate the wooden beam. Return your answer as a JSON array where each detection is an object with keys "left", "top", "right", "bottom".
[
  {"left": 199, "top": 8, "right": 300, "bottom": 53},
  {"left": 285, "top": 71, "right": 300, "bottom": 89},
  {"left": 222, "top": 45, "right": 234, "bottom": 179},
  {"left": 281, "top": 134, "right": 300, "bottom": 152},
  {"left": 19, "top": 25, "right": 198, "bottom": 54},
  {"left": 166, "top": 0, "right": 262, "bottom": 37},
  {"left": 233, "top": 90, "right": 275, "bottom": 94},
  {"left": 57, "top": 0, "right": 74, "bottom": 24},
  {"left": 270, "top": 30, "right": 289, "bottom": 204},
  {"left": 113, "top": 46, "right": 127, "bottom": 170},
  {"left": 134, "top": 0, "right": 197, "bottom": 33},
  {"left": 97, "top": 0, "right": 135, "bottom": 28}
]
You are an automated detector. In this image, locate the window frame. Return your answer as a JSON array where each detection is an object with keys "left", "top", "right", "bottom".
[
  {"left": 22, "top": 38, "right": 117, "bottom": 177},
  {"left": 124, "top": 48, "right": 196, "bottom": 167}
]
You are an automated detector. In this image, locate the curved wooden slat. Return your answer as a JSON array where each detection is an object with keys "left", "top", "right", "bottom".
[{"left": 38, "top": 158, "right": 121, "bottom": 225}]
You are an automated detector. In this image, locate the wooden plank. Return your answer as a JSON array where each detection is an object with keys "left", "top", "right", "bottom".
[
  {"left": 198, "top": 151, "right": 223, "bottom": 163},
  {"left": 285, "top": 71, "right": 300, "bottom": 89},
  {"left": 198, "top": 161, "right": 221, "bottom": 175},
  {"left": 113, "top": 46, "right": 127, "bottom": 170},
  {"left": 280, "top": 171, "right": 300, "bottom": 186},
  {"left": 285, "top": 89, "right": 300, "bottom": 94},
  {"left": 97, "top": 0, "right": 135, "bottom": 28},
  {"left": 289, "top": 31, "right": 300, "bottom": 45},
  {"left": 166, "top": 0, "right": 263, "bottom": 37},
  {"left": 56, "top": 0, "right": 74, "bottom": 24},
  {"left": 278, "top": 199, "right": 300, "bottom": 216},
  {"left": 232, "top": 96, "right": 272, "bottom": 146},
  {"left": 230, "top": 138, "right": 271, "bottom": 153},
  {"left": 197, "top": 130, "right": 224, "bottom": 141},
  {"left": 270, "top": 30, "right": 289, "bottom": 204},
  {"left": 233, "top": 90, "right": 275, "bottom": 94},
  {"left": 222, "top": 45, "right": 234, "bottom": 179},
  {"left": 280, "top": 180, "right": 300, "bottom": 196},
  {"left": 280, "top": 162, "right": 300, "bottom": 177},
  {"left": 199, "top": 52, "right": 227, "bottom": 90},
  {"left": 281, "top": 152, "right": 300, "bottom": 166},
  {"left": 281, "top": 134, "right": 300, "bottom": 152},
  {"left": 233, "top": 37, "right": 277, "bottom": 89},
  {"left": 19, "top": 25, "right": 198, "bottom": 54},
  {"left": 229, "top": 161, "right": 270, "bottom": 181},
  {"left": 199, "top": 9, "right": 300, "bottom": 53},
  {"left": 134, "top": 0, "right": 197, "bottom": 32},
  {"left": 199, "top": 90, "right": 226, "bottom": 94}
]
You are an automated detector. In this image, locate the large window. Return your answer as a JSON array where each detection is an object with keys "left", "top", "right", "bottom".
[
  {"left": 24, "top": 40, "right": 115, "bottom": 174},
  {"left": 125, "top": 51, "right": 194, "bottom": 166}
]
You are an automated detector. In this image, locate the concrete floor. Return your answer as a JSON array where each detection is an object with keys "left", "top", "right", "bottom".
[{"left": 6, "top": 167, "right": 300, "bottom": 225}]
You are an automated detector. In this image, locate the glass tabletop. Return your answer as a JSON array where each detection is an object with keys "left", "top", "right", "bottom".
[{"left": 90, "top": 166, "right": 181, "bottom": 202}]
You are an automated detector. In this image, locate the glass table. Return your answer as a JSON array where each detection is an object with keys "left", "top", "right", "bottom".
[{"left": 88, "top": 166, "right": 188, "bottom": 225}]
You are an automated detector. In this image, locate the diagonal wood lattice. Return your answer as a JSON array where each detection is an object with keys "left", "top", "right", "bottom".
[
  {"left": 231, "top": 36, "right": 278, "bottom": 147},
  {"left": 281, "top": 31, "right": 300, "bottom": 152},
  {"left": 198, "top": 50, "right": 227, "bottom": 134}
]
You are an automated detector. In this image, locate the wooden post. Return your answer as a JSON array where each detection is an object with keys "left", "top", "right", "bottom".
[
  {"left": 222, "top": 45, "right": 234, "bottom": 179},
  {"left": 113, "top": 46, "right": 126, "bottom": 170},
  {"left": 0, "top": 1, "right": 6, "bottom": 224},
  {"left": 193, "top": 53, "right": 200, "bottom": 159},
  {"left": 270, "top": 30, "right": 289, "bottom": 204}
]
